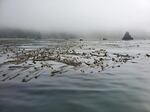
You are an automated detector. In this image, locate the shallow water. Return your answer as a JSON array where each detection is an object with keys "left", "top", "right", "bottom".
[{"left": 0, "top": 39, "right": 150, "bottom": 112}]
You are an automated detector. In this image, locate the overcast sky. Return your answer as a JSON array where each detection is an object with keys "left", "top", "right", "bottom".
[{"left": 0, "top": 0, "right": 150, "bottom": 33}]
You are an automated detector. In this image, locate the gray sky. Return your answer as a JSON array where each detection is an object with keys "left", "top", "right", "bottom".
[{"left": 0, "top": 0, "right": 150, "bottom": 33}]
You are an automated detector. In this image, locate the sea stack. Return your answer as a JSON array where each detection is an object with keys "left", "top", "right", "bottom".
[{"left": 122, "top": 32, "right": 133, "bottom": 40}]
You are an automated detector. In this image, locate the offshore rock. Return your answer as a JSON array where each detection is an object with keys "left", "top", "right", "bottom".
[{"left": 122, "top": 32, "right": 133, "bottom": 40}]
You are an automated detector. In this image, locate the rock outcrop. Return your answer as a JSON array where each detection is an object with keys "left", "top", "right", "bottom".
[{"left": 122, "top": 32, "right": 133, "bottom": 40}]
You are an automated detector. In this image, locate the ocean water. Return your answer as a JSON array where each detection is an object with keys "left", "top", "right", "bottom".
[{"left": 0, "top": 39, "right": 150, "bottom": 112}]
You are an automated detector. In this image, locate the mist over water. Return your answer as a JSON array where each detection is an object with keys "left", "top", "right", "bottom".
[{"left": 0, "top": 0, "right": 150, "bottom": 36}]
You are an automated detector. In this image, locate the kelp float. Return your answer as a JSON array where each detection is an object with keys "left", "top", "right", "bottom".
[{"left": 0, "top": 40, "right": 144, "bottom": 82}]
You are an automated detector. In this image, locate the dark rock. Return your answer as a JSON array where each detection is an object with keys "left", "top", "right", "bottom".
[
  {"left": 122, "top": 32, "right": 133, "bottom": 40},
  {"left": 79, "top": 39, "right": 83, "bottom": 41},
  {"left": 102, "top": 38, "right": 107, "bottom": 40}
]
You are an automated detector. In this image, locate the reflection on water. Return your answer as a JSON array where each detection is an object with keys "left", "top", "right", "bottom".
[{"left": 0, "top": 40, "right": 150, "bottom": 112}]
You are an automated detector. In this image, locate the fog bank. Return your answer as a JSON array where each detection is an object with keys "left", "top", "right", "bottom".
[{"left": 0, "top": 0, "right": 150, "bottom": 35}]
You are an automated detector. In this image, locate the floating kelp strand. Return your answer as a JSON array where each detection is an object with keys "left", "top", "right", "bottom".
[
  {"left": 9, "top": 73, "right": 20, "bottom": 80},
  {"left": 146, "top": 54, "right": 150, "bottom": 57},
  {"left": 1, "top": 76, "right": 9, "bottom": 82},
  {"left": 22, "top": 69, "right": 42, "bottom": 82}
]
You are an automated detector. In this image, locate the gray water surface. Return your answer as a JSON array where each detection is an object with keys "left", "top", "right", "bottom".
[{"left": 0, "top": 40, "right": 150, "bottom": 112}]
